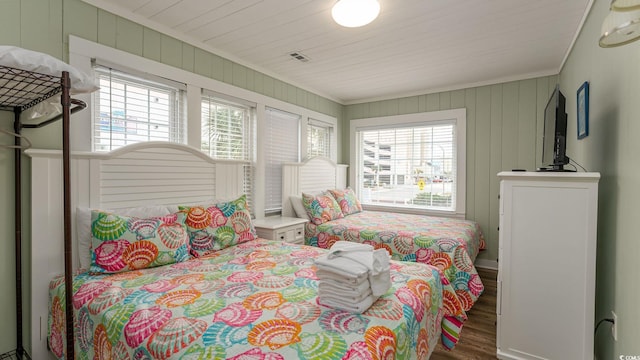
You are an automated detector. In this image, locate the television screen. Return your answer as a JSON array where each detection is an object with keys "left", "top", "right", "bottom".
[{"left": 540, "top": 85, "right": 568, "bottom": 171}]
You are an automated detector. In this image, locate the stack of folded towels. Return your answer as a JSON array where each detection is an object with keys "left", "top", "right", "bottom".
[{"left": 315, "top": 241, "right": 391, "bottom": 313}]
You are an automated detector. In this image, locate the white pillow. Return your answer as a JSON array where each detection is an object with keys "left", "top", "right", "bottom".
[
  {"left": 0, "top": 46, "right": 99, "bottom": 94},
  {"left": 76, "top": 205, "right": 172, "bottom": 269},
  {"left": 290, "top": 195, "right": 309, "bottom": 220}
]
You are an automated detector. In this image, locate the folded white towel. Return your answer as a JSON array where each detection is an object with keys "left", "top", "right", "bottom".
[
  {"left": 318, "top": 293, "right": 379, "bottom": 314},
  {"left": 370, "top": 249, "right": 391, "bottom": 296},
  {"left": 318, "top": 277, "right": 371, "bottom": 294},
  {"left": 315, "top": 255, "right": 369, "bottom": 278},
  {"left": 327, "top": 242, "right": 389, "bottom": 275},
  {"left": 317, "top": 242, "right": 391, "bottom": 297},
  {"left": 315, "top": 268, "right": 369, "bottom": 286},
  {"left": 318, "top": 283, "right": 372, "bottom": 302}
]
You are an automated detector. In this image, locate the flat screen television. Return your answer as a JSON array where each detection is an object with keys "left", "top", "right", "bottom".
[{"left": 540, "top": 85, "right": 572, "bottom": 171}]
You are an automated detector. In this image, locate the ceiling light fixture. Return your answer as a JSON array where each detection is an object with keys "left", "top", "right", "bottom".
[
  {"left": 331, "top": 0, "right": 381, "bottom": 28},
  {"left": 600, "top": 0, "right": 640, "bottom": 47},
  {"left": 611, "top": 0, "right": 640, "bottom": 11}
]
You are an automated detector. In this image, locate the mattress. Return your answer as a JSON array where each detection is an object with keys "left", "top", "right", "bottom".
[
  {"left": 305, "top": 211, "right": 486, "bottom": 311},
  {"left": 48, "top": 239, "right": 464, "bottom": 359}
]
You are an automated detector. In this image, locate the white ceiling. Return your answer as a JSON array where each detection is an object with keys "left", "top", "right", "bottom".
[{"left": 83, "top": 0, "right": 592, "bottom": 104}]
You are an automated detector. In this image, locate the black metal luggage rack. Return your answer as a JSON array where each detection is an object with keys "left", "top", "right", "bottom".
[{"left": 0, "top": 65, "right": 86, "bottom": 360}]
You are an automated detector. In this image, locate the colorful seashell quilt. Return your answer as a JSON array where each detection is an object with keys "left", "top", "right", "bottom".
[
  {"left": 305, "top": 211, "right": 486, "bottom": 312},
  {"left": 49, "top": 239, "right": 465, "bottom": 359}
]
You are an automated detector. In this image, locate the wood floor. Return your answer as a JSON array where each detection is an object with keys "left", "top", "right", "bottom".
[{"left": 431, "top": 267, "right": 498, "bottom": 360}]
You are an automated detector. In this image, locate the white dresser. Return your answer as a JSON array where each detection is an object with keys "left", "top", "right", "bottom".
[
  {"left": 253, "top": 216, "right": 308, "bottom": 244},
  {"left": 497, "top": 171, "right": 599, "bottom": 360}
]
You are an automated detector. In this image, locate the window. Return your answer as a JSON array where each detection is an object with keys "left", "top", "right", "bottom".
[
  {"left": 307, "top": 119, "right": 332, "bottom": 158},
  {"left": 351, "top": 109, "right": 466, "bottom": 215},
  {"left": 93, "top": 65, "right": 185, "bottom": 151},
  {"left": 201, "top": 94, "right": 253, "bottom": 161},
  {"left": 201, "top": 92, "right": 255, "bottom": 211},
  {"left": 264, "top": 107, "right": 300, "bottom": 214}
]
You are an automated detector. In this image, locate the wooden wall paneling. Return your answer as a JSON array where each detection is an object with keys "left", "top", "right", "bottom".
[
  {"left": 398, "top": 96, "right": 419, "bottom": 115},
  {"left": 0, "top": 0, "right": 20, "bottom": 46},
  {"left": 143, "top": 27, "right": 162, "bottom": 62},
  {"left": 233, "top": 63, "right": 248, "bottom": 89},
  {"left": 517, "top": 79, "right": 537, "bottom": 169},
  {"left": 296, "top": 88, "right": 306, "bottom": 108},
  {"left": 500, "top": 82, "right": 519, "bottom": 170},
  {"left": 181, "top": 43, "right": 195, "bottom": 73},
  {"left": 451, "top": 89, "right": 465, "bottom": 109},
  {"left": 114, "top": 16, "right": 143, "bottom": 56},
  {"left": 488, "top": 84, "right": 504, "bottom": 263},
  {"left": 262, "top": 75, "right": 275, "bottom": 98},
  {"left": 418, "top": 94, "right": 427, "bottom": 113},
  {"left": 194, "top": 47, "right": 213, "bottom": 78},
  {"left": 464, "top": 87, "right": 476, "bottom": 220},
  {"left": 21, "top": 0, "right": 59, "bottom": 57},
  {"left": 63, "top": 0, "right": 98, "bottom": 49},
  {"left": 273, "top": 78, "right": 284, "bottom": 101},
  {"left": 97, "top": 10, "right": 117, "bottom": 48},
  {"left": 426, "top": 93, "right": 440, "bottom": 112},
  {"left": 535, "top": 77, "right": 551, "bottom": 169},
  {"left": 253, "top": 72, "right": 265, "bottom": 94},
  {"left": 161, "top": 34, "right": 183, "bottom": 69},
  {"left": 474, "top": 86, "right": 492, "bottom": 260},
  {"left": 286, "top": 84, "right": 296, "bottom": 105},
  {"left": 211, "top": 53, "right": 224, "bottom": 81},
  {"left": 369, "top": 101, "right": 381, "bottom": 116},
  {"left": 439, "top": 91, "right": 451, "bottom": 110}
]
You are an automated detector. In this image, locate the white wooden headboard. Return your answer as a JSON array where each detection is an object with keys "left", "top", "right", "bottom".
[
  {"left": 281, "top": 156, "right": 348, "bottom": 217},
  {"left": 27, "top": 142, "right": 249, "bottom": 359}
]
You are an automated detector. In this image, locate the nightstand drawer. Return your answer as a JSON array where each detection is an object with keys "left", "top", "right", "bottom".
[
  {"left": 253, "top": 217, "right": 308, "bottom": 244},
  {"left": 275, "top": 225, "right": 304, "bottom": 244}
]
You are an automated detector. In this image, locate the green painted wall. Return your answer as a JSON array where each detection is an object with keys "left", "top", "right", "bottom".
[
  {"left": 560, "top": 0, "right": 640, "bottom": 357},
  {"left": 343, "top": 75, "right": 560, "bottom": 264},
  {"left": 0, "top": 0, "right": 342, "bottom": 355}
]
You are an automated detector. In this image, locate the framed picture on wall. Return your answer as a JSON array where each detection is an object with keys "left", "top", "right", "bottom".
[{"left": 577, "top": 81, "right": 589, "bottom": 139}]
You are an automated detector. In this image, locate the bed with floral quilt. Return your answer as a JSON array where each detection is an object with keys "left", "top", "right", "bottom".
[
  {"left": 47, "top": 193, "right": 466, "bottom": 359},
  {"left": 48, "top": 238, "right": 466, "bottom": 359},
  {"left": 282, "top": 158, "right": 486, "bottom": 316},
  {"left": 303, "top": 201, "right": 486, "bottom": 313}
]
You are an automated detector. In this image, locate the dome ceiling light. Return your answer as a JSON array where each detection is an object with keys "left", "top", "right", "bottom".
[{"left": 331, "top": 0, "right": 381, "bottom": 28}]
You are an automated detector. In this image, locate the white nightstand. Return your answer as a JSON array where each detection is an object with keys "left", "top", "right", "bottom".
[{"left": 253, "top": 216, "right": 308, "bottom": 244}]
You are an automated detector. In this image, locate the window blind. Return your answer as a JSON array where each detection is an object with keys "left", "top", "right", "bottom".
[
  {"left": 93, "top": 65, "right": 184, "bottom": 152},
  {"left": 358, "top": 122, "right": 456, "bottom": 211},
  {"left": 307, "top": 118, "right": 332, "bottom": 158},
  {"left": 201, "top": 94, "right": 252, "bottom": 161},
  {"left": 201, "top": 92, "right": 255, "bottom": 213},
  {"left": 264, "top": 107, "right": 300, "bottom": 214}
]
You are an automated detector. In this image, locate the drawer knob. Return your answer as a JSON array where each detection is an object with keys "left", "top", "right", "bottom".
[{"left": 280, "top": 235, "right": 285, "bottom": 240}]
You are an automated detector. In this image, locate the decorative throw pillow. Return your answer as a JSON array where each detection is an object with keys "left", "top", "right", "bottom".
[
  {"left": 290, "top": 195, "right": 309, "bottom": 220},
  {"left": 302, "top": 192, "right": 344, "bottom": 225},
  {"left": 179, "top": 194, "right": 257, "bottom": 257},
  {"left": 328, "top": 187, "right": 363, "bottom": 216},
  {"left": 89, "top": 211, "right": 189, "bottom": 274},
  {"left": 77, "top": 205, "right": 173, "bottom": 270}
]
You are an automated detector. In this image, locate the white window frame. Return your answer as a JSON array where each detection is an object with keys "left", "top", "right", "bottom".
[
  {"left": 92, "top": 64, "right": 186, "bottom": 151},
  {"left": 68, "top": 35, "right": 337, "bottom": 219},
  {"left": 349, "top": 108, "right": 466, "bottom": 218},
  {"left": 307, "top": 118, "right": 334, "bottom": 159},
  {"left": 200, "top": 90, "right": 255, "bottom": 161},
  {"left": 263, "top": 107, "right": 301, "bottom": 215}
]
